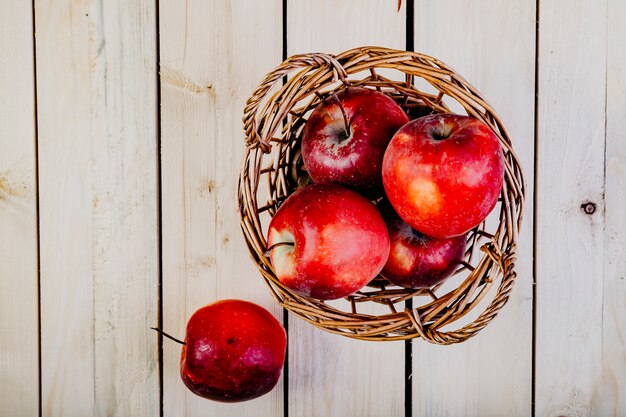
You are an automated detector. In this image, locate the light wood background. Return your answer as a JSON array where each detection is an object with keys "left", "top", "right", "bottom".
[{"left": 1, "top": 0, "right": 624, "bottom": 416}]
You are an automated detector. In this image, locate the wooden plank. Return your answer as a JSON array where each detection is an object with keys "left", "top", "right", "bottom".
[
  {"left": 158, "top": 0, "right": 283, "bottom": 415},
  {"left": 535, "top": 0, "right": 607, "bottom": 415},
  {"left": 0, "top": 1, "right": 39, "bottom": 415},
  {"left": 411, "top": 1, "right": 535, "bottom": 415},
  {"left": 590, "top": 0, "right": 626, "bottom": 414},
  {"left": 35, "top": 0, "right": 159, "bottom": 415},
  {"left": 286, "top": 2, "right": 406, "bottom": 416}
]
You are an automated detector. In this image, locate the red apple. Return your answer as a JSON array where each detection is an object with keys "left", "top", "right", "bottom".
[
  {"left": 382, "top": 113, "right": 504, "bottom": 238},
  {"left": 267, "top": 183, "right": 390, "bottom": 300},
  {"left": 180, "top": 300, "right": 286, "bottom": 403},
  {"left": 301, "top": 87, "right": 409, "bottom": 196},
  {"left": 378, "top": 201, "right": 467, "bottom": 289}
]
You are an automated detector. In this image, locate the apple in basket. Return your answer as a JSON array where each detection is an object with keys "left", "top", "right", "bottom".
[
  {"left": 378, "top": 200, "right": 467, "bottom": 289},
  {"left": 382, "top": 113, "right": 504, "bottom": 238},
  {"left": 180, "top": 300, "right": 286, "bottom": 402},
  {"left": 267, "top": 183, "right": 390, "bottom": 300},
  {"left": 301, "top": 86, "right": 409, "bottom": 197}
]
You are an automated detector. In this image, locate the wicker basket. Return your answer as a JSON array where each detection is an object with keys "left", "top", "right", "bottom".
[{"left": 238, "top": 46, "right": 524, "bottom": 345}]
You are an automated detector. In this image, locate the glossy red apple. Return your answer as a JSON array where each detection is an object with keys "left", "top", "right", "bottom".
[
  {"left": 301, "top": 87, "right": 409, "bottom": 196},
  {"left": 382, "top": 113, "right": 504, "bottom": 238},
  {"left": 378, "top": 201, "right": 467, "bottom": 289},
  {"left": 267, "top": 183, "right": 390, "bottom": 300},
  {"left": 180, "top": 300, "right": 286, "bottom": 403}
]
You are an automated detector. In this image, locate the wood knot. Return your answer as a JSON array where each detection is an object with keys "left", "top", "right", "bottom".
[
  {"left": 580, "top": 202, "right": 596, "bottom": 215},
  {"left": 0, "top": 173, "right": 29, "bottom": 200}
]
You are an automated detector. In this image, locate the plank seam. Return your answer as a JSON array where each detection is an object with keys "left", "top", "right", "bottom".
[
  {"left": 531, "top": 0, "right": 540, "bottom": 415},
  {"left": 31, "top": 0, "right": 42, "bottom": 414},
  {"left": 155, "top": 0, "right": 165, "bottom": 415},
  {"left": 603, "top": 0, "right": 608, "bottom": 221}
]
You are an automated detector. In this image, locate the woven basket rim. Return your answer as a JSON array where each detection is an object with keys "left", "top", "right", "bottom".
[{"left": 238, "top": 46, "right": 525, "bottom": 345}]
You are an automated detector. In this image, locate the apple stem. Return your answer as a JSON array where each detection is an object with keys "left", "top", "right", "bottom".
[
  {"left": 264, "top": 241, "right": 295, "bottom": 257},
  {"left": 151, "top": 327, "right": 186, "bottom": 345},
  {"left": 331, "top": 93, "right": 351, "bottom": 139}
]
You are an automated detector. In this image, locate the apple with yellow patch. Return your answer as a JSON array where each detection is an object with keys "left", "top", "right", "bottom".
[
  {"left": 267, "top": 183, "right": 390, "bottom": 300},
  {"left": 378, "top": 201, "right": 467, "bottom": 289},
  {"left": 382, "top": 114, "right": 504, "bottom": 238}
]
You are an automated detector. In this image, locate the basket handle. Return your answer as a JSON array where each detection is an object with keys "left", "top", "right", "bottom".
[
  {"left": 406, "top": 243, "right": 517, "bottom": 345},
  {"left": 243, "top": 53, "right": 349, "bottom": 153}
]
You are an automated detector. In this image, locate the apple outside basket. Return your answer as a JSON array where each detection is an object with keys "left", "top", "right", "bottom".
[{"left": 238, "top": 46, "right": 524, "bottom": 345}]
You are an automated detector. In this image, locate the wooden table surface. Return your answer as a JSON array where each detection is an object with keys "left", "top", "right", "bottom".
[{"left": 1, "top": 0, "right": 625, "bottom": 416}]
